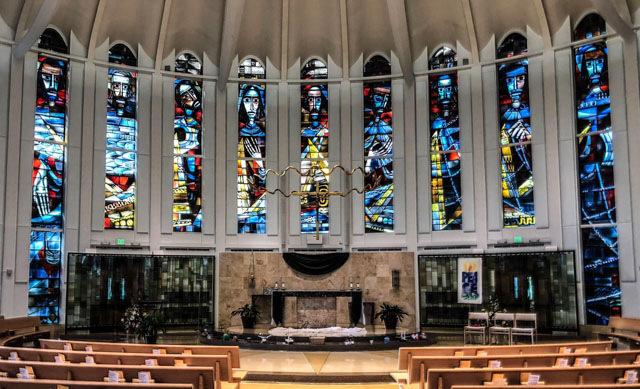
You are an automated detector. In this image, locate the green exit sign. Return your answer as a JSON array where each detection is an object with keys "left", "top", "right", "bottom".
[
  {"left": 116, "top": 239, "right": 125, "bottom": 245},
  {"left": 513, "top": 236, "right": 523, "bottom": 243}
]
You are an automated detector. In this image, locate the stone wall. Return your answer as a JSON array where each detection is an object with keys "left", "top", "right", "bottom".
[{"left": 218, "top": 252, "right": 416, "bottom": 329}]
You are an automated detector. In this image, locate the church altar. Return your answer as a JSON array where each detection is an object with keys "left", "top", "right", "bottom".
[{"left": 268, "top": 290, "right": 364, "bottom": 327}]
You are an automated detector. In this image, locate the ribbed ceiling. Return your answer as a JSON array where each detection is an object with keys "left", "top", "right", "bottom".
[{"left": 0, "top": 0, "right": 635, "bottom": 74}]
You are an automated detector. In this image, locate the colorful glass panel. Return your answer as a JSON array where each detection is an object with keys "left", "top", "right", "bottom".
[
  {"left": 105, "top": 64, "right": 137, "bottom": 230},
  {"left": 364, "top": 55, "right": 393, "bottom": 232},
  {"left": 429, "top": 46, "right": 457, "bottom": 70},
  {"left": 300, "top": 59, "right": 329, "bottom": 234},
  {"left": 498, "top": 53, "right": 534, "bottom": 227},
  {"left": 429, "top": 66, "right": 461, "bottom": 230},
  {"left": 574, "top": 14, "right": 619, "bottom": 324},
  {"left": 237, "top": 58, "right": 266, "bottom": 233},
  {"left": 497, "top": 33, "right": 528, "bottom": 59},
  {"left": 30, "top": 41, "right": 67, "bottom": 323},
  {"left": 29, "top": 231, "right": 61, "bottom": 324},
  {"left": 582, "top": 226, "right": 620, "bottom": 325},
  {"left": 173, "top": 53, "right": 203, "bottom": 231},
  {"left": 173, "top": 157, "right": 202, "bottom": 231}
]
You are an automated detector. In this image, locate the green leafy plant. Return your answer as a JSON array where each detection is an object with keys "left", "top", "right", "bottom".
[
  {"left": 375, "top": 303, "right": 408, "bottom": 329},
  {"left": 135, "top": 310, "right": 166, "bottom": 343},
  {"left": 231, "top": 304, "right": 260, "bottom": 320}
]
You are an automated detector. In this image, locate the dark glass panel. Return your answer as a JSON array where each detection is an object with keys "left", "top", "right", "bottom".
[
  {"left": 429, "top": 46, "right": 457, "bottom": 70},
  {"left": 574, "top": 13, "right": 607, "bottom": 41},
  {"left": 582, "top": 227, "right": 620, "bottom": 325},
  {"left": 363, "top": 55, "right": 391, "bottom": 77},
  {"left": 497, "top": 33, "right": 527, "bottom": 59}
]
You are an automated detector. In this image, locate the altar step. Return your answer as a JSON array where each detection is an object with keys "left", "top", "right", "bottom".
[{"left": 242, "top": 372, "right": 395, "bottom": 384}]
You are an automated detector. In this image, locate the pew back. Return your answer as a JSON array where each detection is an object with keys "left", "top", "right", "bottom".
[
  {"left": 407, "top": 349, "right": 640, "bottom": 384},
  {"left": 0, "top": 377, "right": 193, "bottom": 389},
  {"left": 0, "top": 317, "right": 51, "bottom": 346},
  {"left": 451, "top": 386, "right": 640, "bottom": 389},
  {"left": 426, "top": 365, "right": 639, "bottom": 389},
  {"left": 398, "top": 341, "right": 612, "bottom": 370},
  {"left": 0, "top": 346, "right": 230, "bottom": 380},
  {"left": 0, "top": 360, "right": 215, "bottom": 389}
]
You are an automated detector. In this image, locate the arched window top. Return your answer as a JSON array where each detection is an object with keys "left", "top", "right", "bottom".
[
  {"left": 37, "top": 27, "right": 67, "bottom": 54},
  {"left": 301, "top": 58, "right": 327, "bottom": 80},
  {"left": 497, "top": 33, "right": 527, "bottom": 59},
  {"left": 573, "top": 13, "right": 606, "bottom": 41},
  {"left": 429, "top": 46, "right": 457, "bottom": 70},
  {"left": 238, "top": 57, "right": 265, "bottom": 79},
  {"left": 109, "top": 43, "right": 137, "bottom": 66},
  {"left": 363, "top": 54, "right": 391, "bottom": 77},
  {"left": 175, "top": 52, "right": 202, "bottom": 75}
]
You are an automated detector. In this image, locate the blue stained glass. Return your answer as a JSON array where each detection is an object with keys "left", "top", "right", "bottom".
[
  {"left": 497, "top": 33, "right": 528, "bottom": 59},
  {"left": 237, "top": 159, "right": 266, "bottom": 234},
  {"left": 32, "top": 141, "right": 64, "bottom": 228},
  {"left": 582, "top": 226, "right": 620, "bottom": 325},
  {"left": 106, "top": 70, "right": 137, "bottom": 150},
  {"left": 578, "top": 133, "right": 615, "bottom": 224},
  {"left": 429, "top": 71, "right": 461, "bottom": 230},
  {"left": 498, "top": 56, "right": 534, "bottom": 227},
  {"left": 174, "top": 79, "right": 202, "bottom": 155},
  {"left": 105, "top": 151, "right": 136, "bottom": 229},
  {"left": 28, "top": 231, "right": 61, "bottom": 324},
  {"left": 173, "top": 156, "right": 202, "bottom": 232},
  {"left": 300, "top": 160, "right": 329, "bottom": 234},
  {"left": 364, "top": 162, "right": 394, "bottom": 232}
]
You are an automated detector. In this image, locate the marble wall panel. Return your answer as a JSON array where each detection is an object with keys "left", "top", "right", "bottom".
[{"left": 218, "top": 252, "right": 416, "bottom": 329}]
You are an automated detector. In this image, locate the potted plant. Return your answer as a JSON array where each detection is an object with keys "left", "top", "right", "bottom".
[
  {"left": 136, "top": 310, "right": 166, "bottom": 344},
  {"left": 375, "top": 303, "right": 408, "bottom": 330},
  {"left": 231, "top": 304, "right": 260, "bottom": 329},
  {"left": 122, "top": 304, "right": 142, "bottom": 336}
]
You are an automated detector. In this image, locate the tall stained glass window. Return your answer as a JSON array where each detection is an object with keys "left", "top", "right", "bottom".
[
  {"left": 29, "top": 28, "right": 68, "bottom": 323},
  {"left": 173, "top": 53, "right": 203, "bottom": 231},
  {"left": 497, "top": 33, "right": 534, "bottom": 228},
  {"left": 105, "top": 44, "right": 137, "bottom": 229},
  {"left": 300, "top": 59, "right": 329, "bottom": 234},
  {"left": 429, "top": 47, "right": 461, "bottom": 230},
  {"left": 237, "top": 58, "right": 266, "bottom": 233},
  {"left": 363, "top": 55, "right": 393, "bottom": 232},
  {"left": 573, "top": 14, "right": 620, "bottom": 324}
]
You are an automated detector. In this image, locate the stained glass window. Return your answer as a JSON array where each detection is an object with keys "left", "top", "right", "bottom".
[
  {"left": 363, "top": 55, "right": 393, "bottom": 232},
  {"left": 497, "top": 33, "right": 534, "bottom": 228},
  {"left": 29, "top": 28, "right": 68, "bottom": 323},
  {"left": 173, "top": 53, "right": 202, "bottom": 232},
  {"left": 429, "top": 47, "right": 461, "bottom": 230},
  {"left": 300, "top": 59, "right": 329, "bottom": 234},
  {"left": 573, "top": 14, "right": 619, "bottom": 325},
  {"left": 237, "top": 58, "right": 266, "bottom": 233},
  {"left": 105, "top": 44, "right": 137, "bottom": 229}
]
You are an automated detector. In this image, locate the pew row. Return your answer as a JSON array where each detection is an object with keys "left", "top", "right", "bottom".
[
  {"left": 418, "top": 365, "right": 640, "bottom": 389},
  {"left": 0, "top": 360, "right": 223, "bottom": 389},
  {"left": 0, "top": 317, "right": 51, "bottom": 347},
  {"left": 398, "top": 341, "right": 612, "bottom": 370},
  {"left": 39, "top": 339, "right": 242, "bottom": 382},
  {"left": 0, "top": 346, "right": 231, "bottom": 371},
  {"left": 406, "top": 349, "right": 640, "bottom": 384},
  {"left": 0, "top": 377, "right": 193, "bottom": 389},
  {"left": 451, "top": 384, "right": 640, "bottom": 389},
  {"left": 595, "top": 316, "right": 640, "bottom": 349}
]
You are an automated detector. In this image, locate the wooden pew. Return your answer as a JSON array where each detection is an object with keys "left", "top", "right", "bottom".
[
  {"left": 0, "top": 346, "right": 231, "bottom": 372},
  {"left": 39, "top": 339, "right": 241, "bottom": 382},
  {"left": 406, "top": 349, "right": 640, "bottom": 384},
  {"left": 595, "top": 317, "right": 640, "bottom": 349},
  {"left": 0, "top": 317, "right": 51, "bottom": 347},
  {"left": 452, "top": 385, "right": 640, "bottom": 389},
  {"left": 0, "top": 360, "right": 219, "bottom": 389},
  {"left": 398, "top": 341, "right": 612, "bottom": 371},
  {"left": 424, "top": 365, "right": 640, "bottom": 389},
  {"left": 0, "top": 377, "right": 193, "bottom": 389}
]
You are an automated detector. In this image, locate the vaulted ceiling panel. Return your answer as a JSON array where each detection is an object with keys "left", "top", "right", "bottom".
[
  {"left": 346, "top": 0, "right": 394, "bottom": 68},
  {"left": 0, "top": 0, "right": 25, "bottom": 40},
  {"left": 235, "top": 0, "right": 282, "bottom": 71},
  {"left": 470, "top": 0, "right": 540, "bottom": 52},
  {"left": 288, "top": 0, "right": 342, "bottom": 69}
]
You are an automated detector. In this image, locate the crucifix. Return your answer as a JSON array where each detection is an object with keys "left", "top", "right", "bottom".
[{"left": 255, "top": 165, "right": 378, "bottom": 240}]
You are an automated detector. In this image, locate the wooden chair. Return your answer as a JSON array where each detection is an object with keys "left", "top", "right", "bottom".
[
  {"left": 463, "top": 312, "right": 488, "bottom": 345},
  {"left": 489, "top": 313, "right": 514, "bottom": 345},
  {"left": 511, "top": 313, "right": 537, "bottom": 344},
  {"left": 0, "top": 317, "right": 51, "bottom": 347}
]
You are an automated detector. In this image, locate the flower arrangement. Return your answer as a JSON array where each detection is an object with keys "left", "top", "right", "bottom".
[
  {"left": 122, "top": 305, "right": 142, "bottom": 334},
  {"left": 482, "top": 295, "right": 504, "bottom": 323}
]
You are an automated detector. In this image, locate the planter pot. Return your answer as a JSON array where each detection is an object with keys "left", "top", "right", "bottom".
[
  {"left": 241, "top": 317, "right": 256, "bottom": 329},
  {"left": 384, "top": 317, "right": 398, "bottom": 330}
]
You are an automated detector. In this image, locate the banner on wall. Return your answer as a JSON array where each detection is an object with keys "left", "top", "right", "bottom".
[{"left": 458, "top": 257, "right": 482, "bottom": 304}]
